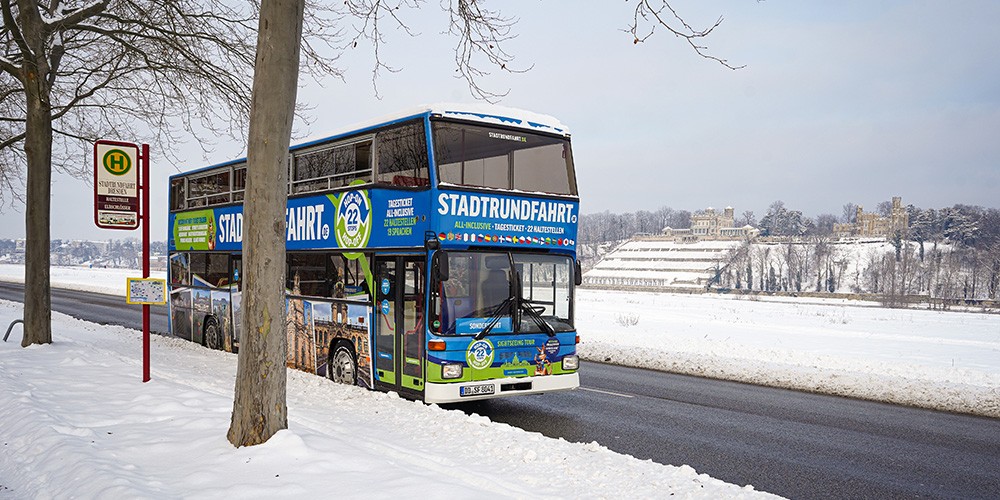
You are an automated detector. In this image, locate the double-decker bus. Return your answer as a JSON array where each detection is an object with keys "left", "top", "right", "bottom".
[{"left": 167, "top": 104, "right": 580, "bottom": 403}]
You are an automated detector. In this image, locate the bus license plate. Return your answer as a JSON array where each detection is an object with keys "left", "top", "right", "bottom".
[{"left": 459, "top": 384, "right": 495, "bottom": 397}]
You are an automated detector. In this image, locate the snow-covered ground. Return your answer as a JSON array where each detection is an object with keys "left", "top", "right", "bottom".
[
  {"left": 0, "top": 264, "right": 166, "bottom": 296},
  {"left": 2, "top": 264, "right": 999, "bottom": 497},
  {"left": 0, "top": 301, "right": 769, "bottom": 499}
]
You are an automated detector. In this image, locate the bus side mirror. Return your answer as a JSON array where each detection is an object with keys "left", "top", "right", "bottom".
[
  {"left": 575, "top": 260, "right": 582, "bottom": 286},
  {"left": 435, "top": 251, "right": 449, "bottom": 282}
]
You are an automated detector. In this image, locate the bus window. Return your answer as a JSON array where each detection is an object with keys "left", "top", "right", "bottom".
[
  {"left": 512, "top": 142, "right": 576, "bottom": 195},
  {"left": 431, "top": 251, "right": 574, "bottom": 335},
  {"left": 293, "top": 140, "right": 373, "bottom": 193},
  {"left": 190, "top": 253, "right": 232, "bottom": 288},
  {"left": 170, "top": 253, "right": 190, "bottom": 286},
  {"left": 233, "top": 164, "right": 247, "bottom": 201},
  {"left": 434, "top": 124, "right": 508, "bottom": 190},
  {"left": 353, "top": 141, "right": 372, "bottom": 185},
  {"left": 188, "top": 170, "right": 231, "bottom": 207},
  {"left": 432, "top": 121, "right": 577, "bottom": 196},
  {"left": 342, "top": 254, "right": 371, "bottom": 300},
  {"left": 287, "top": 253, "right": 329, "bottom": 296},
  {"left": 513, "top": 253, "right": 574, "bottom": 333},
  {"left": 293, "top": 147, "right": 335, "bottom": 193},
  {"left": 170, "top": 179, "right": 186, "bottom": 211},
  {"left": 376, "top": 121, "right": 429, "bottom": 187}
]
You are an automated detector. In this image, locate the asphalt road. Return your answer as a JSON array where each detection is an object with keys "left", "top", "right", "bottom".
[
  {"left": 0, "top": 282, "right": 169, "bottom": 335},
  {"left": 3, "top": 281, "right": 999, "bottom": 499}
]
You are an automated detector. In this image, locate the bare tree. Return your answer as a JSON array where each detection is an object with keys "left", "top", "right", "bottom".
[
  {"left": 813, "top": 213, "right": 838, "bottom": 236},
  {"left": 842, "top": 203, "right": 858, "bottom": 224},
  {"left": 876, "top": 200, "right": 893, "bottom": 218},
  {"left": 1, "top": 0, "right": 261, "bottom": 346}
]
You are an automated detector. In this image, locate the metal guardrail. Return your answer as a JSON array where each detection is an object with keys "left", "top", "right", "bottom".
[{"left": 4, "top": 319, "right": 23, "bottom": 342}]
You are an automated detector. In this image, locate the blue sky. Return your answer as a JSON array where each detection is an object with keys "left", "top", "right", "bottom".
[{"left": 2, "top": 0, "right": 998, "bottom": 239}]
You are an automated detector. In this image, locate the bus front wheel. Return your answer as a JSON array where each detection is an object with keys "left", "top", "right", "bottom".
[{"left": 328, "top": 341, "right": 357, "bottom": 386}]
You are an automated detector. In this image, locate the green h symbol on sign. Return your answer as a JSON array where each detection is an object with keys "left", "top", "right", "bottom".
[{"left": 103, "top": 149, "right": 132, "bottom": 176}]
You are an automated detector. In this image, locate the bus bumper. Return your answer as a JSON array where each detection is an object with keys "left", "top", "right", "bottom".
[{"left": 424, "top": 372, "right": 580, "bottom": 404}]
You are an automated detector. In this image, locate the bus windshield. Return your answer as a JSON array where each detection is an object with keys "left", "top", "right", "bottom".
[
  {"left": 431, "top": 251, "right": 574, "bottom": 336},
  {"left": 433, "top": 121, "right": 577, "bottom": 196}
]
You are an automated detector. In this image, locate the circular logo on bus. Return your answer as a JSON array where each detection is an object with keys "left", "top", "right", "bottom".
[
  {"left": 545, "top": 337, "right": 560, "bottom": 356},
  {"left": 102, "top": 149, "right": 132, "bottom": 176},
  {"left": 335, "top": 189, "right": 371, "bottom": 249},
  {"left": 466, "top": 339, "right": 495, "bottom": 370}
]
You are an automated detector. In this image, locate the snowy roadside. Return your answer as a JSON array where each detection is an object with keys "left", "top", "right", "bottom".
[
  {"left": 0, "top": 264, "right": 165, "bottom": 296},
  {"left": 0, "top": 300, "right": 776, "bottom": 499}
]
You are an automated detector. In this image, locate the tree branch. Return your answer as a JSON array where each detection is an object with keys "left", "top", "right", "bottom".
[
  {"left": 43, "top": 0, "right": 109, "bottom": 33},
  {"left": 1, "top": 0, "right": 30, "bottom": 78},
  {"left": 628, "top": 0, "right": 744, "bottom": 70}
]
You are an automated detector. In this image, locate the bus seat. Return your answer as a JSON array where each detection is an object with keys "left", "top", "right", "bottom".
[{"left": 480, "top": 269, "right": 508, "bottom": 310}]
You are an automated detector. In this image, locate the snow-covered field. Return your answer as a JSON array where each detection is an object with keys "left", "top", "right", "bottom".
[
  {"left": 577, "top": 290, "right": 1000, "bottom": 418},
  {"left": 2, "top": 264, "right": 999, "bottom": 497}
]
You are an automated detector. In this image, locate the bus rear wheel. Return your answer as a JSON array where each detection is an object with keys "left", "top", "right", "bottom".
[
  {"left": 328, "top": 341, "right": 357, "bottom": 386},
  {"left": 203, "top": 318, "right": 222, "bottom": 351}
]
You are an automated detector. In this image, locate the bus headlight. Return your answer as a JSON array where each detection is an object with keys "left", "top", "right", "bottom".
[
  {"left": 442, "top": 363, "right": 463, "bottom": 379},
  {"left": 562, "top": 355, "right": 579, "bottom": 371}
]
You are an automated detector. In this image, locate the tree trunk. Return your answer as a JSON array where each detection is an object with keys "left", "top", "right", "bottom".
[
  {"left": 227, "top": 0, "right": 303, "bottom": 447},
  {"left": 21, "top": 90, "right": 52, "bottom": 347},
  {"left": 19, "top": 0, "right": 53, "bottom": 347}
]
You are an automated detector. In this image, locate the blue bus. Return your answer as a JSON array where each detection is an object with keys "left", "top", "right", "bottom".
[{"left": 167, "top": 104, "right": 580, "bottom": 403}]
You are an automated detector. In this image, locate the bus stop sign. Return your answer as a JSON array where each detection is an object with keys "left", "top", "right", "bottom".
[{"left": 94, "top": 140, "right": 140, "bottom": 230}]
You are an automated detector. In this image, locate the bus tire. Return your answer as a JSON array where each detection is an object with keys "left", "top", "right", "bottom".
[
  {"left": 203, "top": 317, "right": 222, "bottom": 351},
  {"left": 328, "top": 341, "right": 357, "bottom": 386}
]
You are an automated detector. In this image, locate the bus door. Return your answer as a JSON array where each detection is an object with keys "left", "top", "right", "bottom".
[{"left": 374, "top": 256, "right": 426, "bottom": 396}]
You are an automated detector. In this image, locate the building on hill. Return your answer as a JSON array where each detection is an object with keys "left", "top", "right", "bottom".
[
  {"left": 664, "top": 206, "right": 759, "bottom": 241},
  {"left": 691, "top": 206, "right": 733, "bottom": 237},
  {"left": 833, "top": 196, "right": 909, "bottom": 238}
]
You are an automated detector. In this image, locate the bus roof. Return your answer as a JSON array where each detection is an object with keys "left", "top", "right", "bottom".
[
  {"left": 171, "top": 103, "right": 569, "bottom": 179},
  {"left": 296, "top": 102, "right": 569, "bottom": 145}
]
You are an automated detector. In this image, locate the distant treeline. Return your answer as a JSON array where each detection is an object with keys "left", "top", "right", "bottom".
[
  {"left": 581, "top": 200, "right": 1000, "bottom": 251},
  {"left": 0, "top": 239, "right": 168, "bottom": 268},
  {"left": 579, "top": 207, "right": 692, "bottom": 243}
]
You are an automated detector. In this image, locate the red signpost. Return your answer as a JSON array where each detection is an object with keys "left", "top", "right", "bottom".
[{"left": 94, "top": 140, "right": 153, "bottom": 382}]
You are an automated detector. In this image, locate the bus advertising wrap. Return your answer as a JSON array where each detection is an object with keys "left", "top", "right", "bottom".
[
  {"left": 433, "top": 190, "right": 578, "bottom": 250},
  {"left": 170, "top": 188, "right": 578, "bottom": 252},
  {"left": 169, "top": 189, "right": 431, "bottom": 252}
]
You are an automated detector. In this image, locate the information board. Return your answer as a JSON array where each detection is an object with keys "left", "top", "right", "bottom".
[{"left": 126, "top": 278, "right": 167, "bottom": 305}]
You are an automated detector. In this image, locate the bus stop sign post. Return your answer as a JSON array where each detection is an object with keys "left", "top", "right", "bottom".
[
  {"left": 141, "top": 143, "right": 151, "bottom": 383},
  {"left": 93, "top": 140, "right": 152, "bottom": 382}
]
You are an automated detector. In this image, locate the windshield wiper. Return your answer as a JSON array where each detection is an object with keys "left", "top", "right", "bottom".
[
  {"left": 474, "top": 296, "right": 514, "bottom": 340},
  {"left": 519, "top": 299, "right": 556, "bottom": 337}
]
